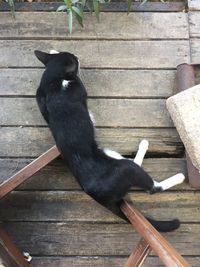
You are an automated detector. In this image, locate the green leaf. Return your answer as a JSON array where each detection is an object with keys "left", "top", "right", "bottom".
[
  {"left": 6, "top": 0, "right": 15, "bottom": 18},
  {"left": 57, "top": 5, "right": 68, "bottom": 12},
  {"left": 72, "top": 6, "right": 83, "bottom": 18},
  {"left": 127, "top": 0, "right": 132, "bottom": 12},
  {"left": 64, "top": 0, "right": 72, "bottom": 9},
  {"left": 93, "top": 0, "right": 100, "bottom": 21},
  {"left": 140, "top": 0, "right": 148, "bottom": 5},
  {"left": 68, "top": 9, "right": 73, "bottom": 34},
  {"left": 72, "top": 6, "right": 84, "bottom": 27}
]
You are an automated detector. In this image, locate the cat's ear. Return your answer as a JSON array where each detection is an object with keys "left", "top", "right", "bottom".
[{"left": 34, "top": 50, "right": 52, "bottom": 66}]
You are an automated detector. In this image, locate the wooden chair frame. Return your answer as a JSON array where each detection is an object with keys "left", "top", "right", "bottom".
[{"left": 0, "top": 145, "right": 191, "bottom": 267}]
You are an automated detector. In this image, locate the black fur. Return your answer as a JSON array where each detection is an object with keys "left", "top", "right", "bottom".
[{"left": 34, "top": 50, "right": 180, "bottom": 232}]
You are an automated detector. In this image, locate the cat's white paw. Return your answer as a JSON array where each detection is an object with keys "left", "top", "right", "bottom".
[
  {"left": 139, "top": 139, "right": 149, "bottom": 152},
  {"left": 174, "top": 173, "right": 185, "bottom": 184},
  {"left": 50, "top": 50, "right": 59, "bottom": 54}
]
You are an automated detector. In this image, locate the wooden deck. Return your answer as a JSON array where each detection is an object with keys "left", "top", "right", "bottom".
[{"left": 0, "top": 1, "right": 200, "bottom": 266}]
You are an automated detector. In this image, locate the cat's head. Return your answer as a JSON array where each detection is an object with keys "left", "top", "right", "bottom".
[{"left": 34, "top": 50, "right": 79, "bottom": 81}]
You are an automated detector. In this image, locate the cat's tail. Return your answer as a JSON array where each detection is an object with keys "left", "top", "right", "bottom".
[
  {"left": 145, "top": 217, "right": 180, "bottom": 232},
  {"left": 104, "top": 201, "right": 180, "bottom": 232}
]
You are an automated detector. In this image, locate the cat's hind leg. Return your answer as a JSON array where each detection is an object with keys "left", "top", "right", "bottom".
[
  {"left": 133, "top": 139, "right": 185, "bottom": 192},
  {"left": 152, "top": 173, "right": 185, "bottom": 193},
  {"left": 134, "top": 139, "right": 149, "bottom": 166}
]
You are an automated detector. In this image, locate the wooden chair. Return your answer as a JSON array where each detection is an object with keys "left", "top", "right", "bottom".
[{"left": 0, "top": 144, "right": 191, "bottom": 267}]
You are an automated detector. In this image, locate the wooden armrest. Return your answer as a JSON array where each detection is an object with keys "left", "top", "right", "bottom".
[
  {"left": 0, "top": 146, "right": 60, "bottom": 199},
  {"left": 121, "top": 200, "right": 191, "bottom": 267}
]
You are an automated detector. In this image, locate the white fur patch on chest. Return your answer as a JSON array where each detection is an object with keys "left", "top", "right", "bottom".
[
  {"left": 62, "top": 79, "right": 70, "bottom": 89},
  {"left": 103, "top": 148, "right": 124, "bottom": 160}
]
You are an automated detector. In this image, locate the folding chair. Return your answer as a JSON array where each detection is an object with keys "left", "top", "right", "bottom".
[{"left": 0, "top": 143, "right": 191, "bottom": 266}]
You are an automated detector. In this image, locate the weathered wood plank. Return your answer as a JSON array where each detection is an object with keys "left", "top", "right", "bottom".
[
  {"left": 0, "top": 127, "right": 183, "bottom": 157},
  {"left": 189, "top": 12, "right": 200, "bottom": 38},
  {"left": 188, "top": 0, "right": 200, "bottom": 11},
  {"left": 0, "top": 2, "right": 186, "bottom": 12},
  {"left": 4, "top": 222, "right": 200, "bottom": 255},
  {"left": 1, "top": 192, "right": 198, "bottom": 222},
  {"left": 190, "top": 39, "right": 200, "bottom": 63},
  {"left": 0, "top": 98, "right": 173, "bottom": 127},
  {"left": 0, "top": 69, "right": 177, "bottom": 98},
  {"left": 32, "top": 256, "right": 200, "bottom": 267},
  {"left": 0, "top": 158, "right": 187, "bottom": 190},
  {"left": 0, "top": 40, "right": 190, "bottom": 68},
  {"left": 0, "top": 12, "right": 189, "bottom": 39}
]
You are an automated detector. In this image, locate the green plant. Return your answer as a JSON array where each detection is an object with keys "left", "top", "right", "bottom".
[
  {"left": 5, "top": 0, "right": 15, "bottom": 18},
  {"left": 57, "top": 0, "right": 165, "bottom": 33},
  {"left": 57, "top": 0, "right": 106, "bottom": 33}
]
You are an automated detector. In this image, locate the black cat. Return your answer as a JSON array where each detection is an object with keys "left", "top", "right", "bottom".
[{"left": 34, "top": 50, "right": 183, "bottom": 232}]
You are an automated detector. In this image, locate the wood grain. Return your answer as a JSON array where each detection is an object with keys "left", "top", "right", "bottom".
[
  {"left": 0, "top": 191, "right": 198, "bottom": 222},
  {"left": 0, "top": 69, "right": 177, "bottom": 98},
  {"left": 4, "top": 222, "right": 200, "bottom": 255},
  {"left": 190, "top": 39, "right": 200, "bottom": 63},
  {"left": 0, "top": 40, "right": 190, "bottom": 68},
  {"left": 0, "top": 127, "right": 183, "bottom": 157},
  {"left": 0, "top": 98, "right": 173, "bottom": 127},
  {"left": 0, "top": 12, "right": 188, "bottom": 39},
  {"left": 32, "top": 256, "right": 200, "bottom": 267},
  {"left": 189, "top": 12, "right": 200, "bottom": 38}
]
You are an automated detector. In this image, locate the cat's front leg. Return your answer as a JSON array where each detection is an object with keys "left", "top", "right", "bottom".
[{"left": 36, "top": 88, "right": 49, "bottom": 123}]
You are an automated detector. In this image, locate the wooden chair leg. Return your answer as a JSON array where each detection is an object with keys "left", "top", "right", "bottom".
[
  {"left": 0, "top": 146, "right": 60, "bottom": 199},
  {"left": 124, "top": 238, "right": 151, "bottom": 267},
  {"left": 0, "top": 224, "right": 32, "bottom": 267},
  {"left": 0, "top": 147, "right": 60, "bottom": 265},
  {"left": 121, "top": 200, "right": 191, "bottom": 267}
]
